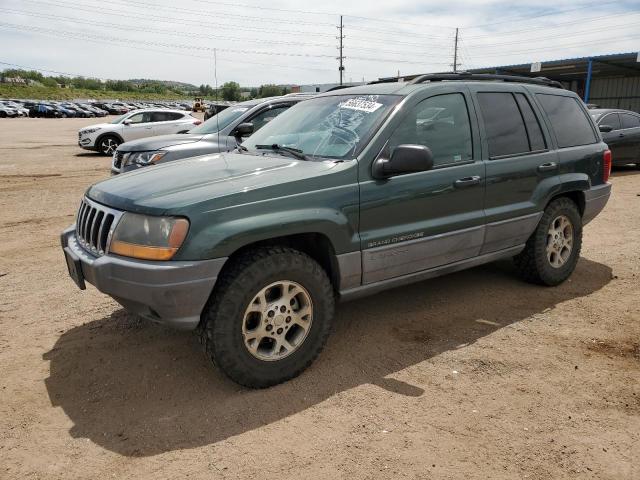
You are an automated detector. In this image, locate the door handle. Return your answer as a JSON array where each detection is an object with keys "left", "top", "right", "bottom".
[
  {"left": 537, "top": 162, "right": 558, "bottom": 172},
  {"left": 454, "top": 176, "right": 481, "bottom": 188},
  {"left": 618, "top": 133, "right": 625, "bottom": 138},
  {"left": 145, "top": 126, "right": 153, "bottom": 129}
]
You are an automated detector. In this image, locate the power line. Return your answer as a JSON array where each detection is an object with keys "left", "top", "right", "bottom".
[
  {"left": 464, "top": 10, "right": 639, "bottom": 39},
  {"left": 465, "top": 0, "right": 621, "bottom": 29},
  {"left": 21, "top": 0, "right": 336, "bottom": 38},
  {"left": 0, "top": 8, "right": 337, "bottom": 49}
]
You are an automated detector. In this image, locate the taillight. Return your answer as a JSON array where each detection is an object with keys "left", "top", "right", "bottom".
[
  {"left": 603, "top": 149, "right": 612, "bottom": 183},
  {"left": 193, "top": 120, "right": 202, "bottom": 125}
]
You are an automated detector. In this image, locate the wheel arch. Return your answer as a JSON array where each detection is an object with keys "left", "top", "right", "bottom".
[{"left": 95, "top": 131, "right": 124, "bottom": 146}]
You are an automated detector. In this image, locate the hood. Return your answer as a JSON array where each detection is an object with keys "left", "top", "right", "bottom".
[
  {"left": 117, "top": 133, "right": 205, "bottom": 152},
  {"left": 87, "top": 152, "right": 344, "bottom": 215},
  {"left": 80, "top": 123, "right": 113, "bottom": 131}
]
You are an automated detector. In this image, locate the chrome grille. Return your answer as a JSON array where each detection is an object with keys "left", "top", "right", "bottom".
[{"left": 75, "top": 197, "right": 123, "bottom": 255}]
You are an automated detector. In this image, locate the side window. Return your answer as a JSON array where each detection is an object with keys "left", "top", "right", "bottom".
[
  {"left": 601, "top": 113, "right": 621, "bottom": 130},
  {"left": 537, "top": 94, "right": 597, "bottom": 148},
  {"left": 250, "top": 106, "right": 290, "bottom": 131},
  {"left": 127, "top": 112, "right": 151, "bottom": 124},
  {"left": 388, "top": 93, "right": 473, "bottom": 167},
  {"left": 477, "top": 92, "right": 529, "bottom": 157},
  {"left": 620, "top": 113, "right": 640, "bottom": 129},
  {"left": 168, "top": 112, "right": 185, "bottom": 121},
  {"left": 514, "top": 93, "right": 547, "bottom": 151}
]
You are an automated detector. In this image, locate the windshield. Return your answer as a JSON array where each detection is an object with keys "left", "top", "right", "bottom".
[
  {"left": 189, "top": 106, "right": 250, "bottom": 134},
  {"left": 242, "top": 94, "right": 400, "bottom": 159},
  {"left": 110, "top": 113, "right": 129, "bottom": 124}
]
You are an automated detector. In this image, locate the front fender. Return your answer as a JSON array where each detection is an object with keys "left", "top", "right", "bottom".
[{"left": 177, "top": 204, "right": 359, "bottom": 260}]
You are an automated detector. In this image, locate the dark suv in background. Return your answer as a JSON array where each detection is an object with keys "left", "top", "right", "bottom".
[
  {"left": 590, "top": 108, "right": 640, "bottom": 167},
  {"left": 62, "top": 74, "right": 611, "bottom": 388},
  {"left": 111, "top": 94, "right": 313, "bottom": 174}
]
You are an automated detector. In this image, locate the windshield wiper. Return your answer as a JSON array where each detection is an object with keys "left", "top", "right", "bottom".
[
  {"left": 255, "top": 144, "right": 308, "bottom": 160},
  {"left": 236, "top": 144, "right": 248, "bottom": 152}
]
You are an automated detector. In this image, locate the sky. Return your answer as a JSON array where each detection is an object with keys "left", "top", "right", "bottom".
[{"left": 1, "top": 0, "right": 639, "bottom": 87}]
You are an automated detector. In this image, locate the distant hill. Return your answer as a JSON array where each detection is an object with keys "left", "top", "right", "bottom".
[{"left": 128, "top": 79, "right": 199, "bottom": 90}]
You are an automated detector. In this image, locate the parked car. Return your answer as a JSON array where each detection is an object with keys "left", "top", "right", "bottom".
[
  {"left": 590, "top": 108, "right": 640, "bottom": 167},
  {"left": 0, "top": 104, "right": 18, "bottom": 118},
  {"left": 112, "top": 95, "right": 310, "bottom": 174},
  {"left": 78, "top": 108, "right": 202, "bottom": 155},
  {"left": 92, "top": 102, "right": 127, "bottom": 115},
  {"left": 1, "top": 101, "right": 29, "bottom": 117},
  {"left": 62, "top": 74, "right": 611, "bottom": 388},
  {"left": 203, "top": 101, "right": 233, "bottom": 121},
  {"left": 29, "top": 104, "right": 62, "bottom": 118}
]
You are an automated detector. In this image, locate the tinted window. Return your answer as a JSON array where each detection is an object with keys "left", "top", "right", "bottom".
[
  {"left": 388, "top": 93, "right": 473, "bottom": 167},
  {"left": 168, "top": 112, "right": 185, "bottom": 121},
  {"left": 620, "top": 113, "right": 640, "bottom": 129},
  {"left": 600, "top": 113, "right": 621, "bottom": 130},
  {"left": 537, "top": 94, "right": 597, "bottom": 148},
  {"left": 514, "top": 93, "right": 546, "bottom": 151},
  {"left": 249, "top": 105, "right": 290, "bottom": 131},
  {"left": 150, "top": 112, "right": 173, "bottom": 122},
  {"left": 477, "top": 92, "right": 529, "bottom": 157}
]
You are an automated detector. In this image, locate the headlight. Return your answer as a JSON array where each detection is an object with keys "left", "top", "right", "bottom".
[
  {"left": 81, "top": 128, "right": 100, "bottom": 134},
  {"left": 124, "top": 151, "right": 167, "bottom": 166},
  {"left": 110, "top": 213, "right": 189, "bottom": 261}
]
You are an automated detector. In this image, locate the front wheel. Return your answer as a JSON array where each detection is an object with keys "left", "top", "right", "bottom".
[
  {"left": 97, "top": 135, "right": 121, "bottom": 155},
  {"left": 200, "top": 246, "right": 335, "bottom": 388},
  {"left": 513, "top": 197, "right": 582, "bottom": 286}
]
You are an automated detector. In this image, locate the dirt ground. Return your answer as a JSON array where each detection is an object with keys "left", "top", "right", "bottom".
[{"left": 0, "top": 116, "right": 638, "bottom": 480}]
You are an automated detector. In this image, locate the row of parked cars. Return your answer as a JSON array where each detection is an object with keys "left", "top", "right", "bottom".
[
  {"left": 0, "top": 99, "right": 202, "bottom": 118},
  {"left": 64, "top": 74, "right": 628, "bottom": 389}
]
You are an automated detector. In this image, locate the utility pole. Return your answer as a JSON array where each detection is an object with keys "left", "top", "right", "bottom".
[
  {"left": 337, "top": 15, "right": 345, "bottom": 85},
  {"left": 453, "top": 27, "right": 459, "bottom": 73}
]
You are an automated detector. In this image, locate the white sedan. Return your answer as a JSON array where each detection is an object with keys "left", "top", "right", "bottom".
[{"left": 78, "top": 108, "right": 202, "bottom": 155}]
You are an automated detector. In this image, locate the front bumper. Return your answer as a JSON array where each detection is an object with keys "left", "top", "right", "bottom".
[
  {"left": 61, "top": 226, "right": 227, "bottom": 330},
  {"left": 583, "top": 183, "right": 611, "bottom": 225}
]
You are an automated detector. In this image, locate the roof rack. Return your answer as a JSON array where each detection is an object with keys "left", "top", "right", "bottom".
[
  {"left": 410, "top": 73, "right": 564, "bottom": 88},
  {"left": 370, "top": 73, "right": 564, "bottom": 89}
]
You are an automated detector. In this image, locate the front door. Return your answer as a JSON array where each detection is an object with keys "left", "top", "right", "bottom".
[
  {"left": 599, "top": 112, "right": 633, "bottom": 163},
  {"left": 359, "top": 90, "right": 486, "bottom": 284},
  {"left": 122, "top": 112, "right": 154, "bottom": 141},
  {"left": 618, "top": 112, "right": 640, "bottom": 163}
]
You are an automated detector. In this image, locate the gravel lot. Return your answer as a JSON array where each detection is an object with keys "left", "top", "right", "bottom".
[{"left": 0, "top": 116, "right": 638, "bottom": 479}]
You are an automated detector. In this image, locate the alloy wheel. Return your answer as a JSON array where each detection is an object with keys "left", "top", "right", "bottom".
[
  {"left": 546, "top": 214, "right": 574, "bottom": 268},
  {"left": 242, "top": 280, "right": 313, "bottom": 361}
]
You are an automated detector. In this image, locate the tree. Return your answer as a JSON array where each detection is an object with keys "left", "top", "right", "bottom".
[
  {"left": 220, "top": 81, "right": 241, "bottom": 101},
  {"left": 258, "top": 84, "right": 282, "bottom": 98}
]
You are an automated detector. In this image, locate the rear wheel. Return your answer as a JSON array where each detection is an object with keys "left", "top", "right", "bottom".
[
  {"left": 97, "top": 135, "right": 121, "bottom": 156},
  {"left": 200, "top": 246, "right": 334, "bottom": 388},
  {"left": 513, "top": 197, "right": 582, "bottom": 286}
]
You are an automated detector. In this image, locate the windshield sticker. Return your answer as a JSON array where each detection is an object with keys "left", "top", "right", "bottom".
[{"left": 339, "top": 97, "right": 383, "bottom": 113}]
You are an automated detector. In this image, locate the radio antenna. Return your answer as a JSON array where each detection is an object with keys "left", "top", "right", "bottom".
[{"left": 213, "top": 48, "right": 228, "bottom": 168}]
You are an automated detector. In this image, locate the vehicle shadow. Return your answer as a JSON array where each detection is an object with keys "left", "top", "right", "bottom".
[
  {"left": 43, "top": 257, "right": 612, "bottom": 456},
  {"left": 75, "top": 153, "right": 103, "bottom": 158},
  {"left": 612, "top": 165, "right": 640, "bottom": 176}
]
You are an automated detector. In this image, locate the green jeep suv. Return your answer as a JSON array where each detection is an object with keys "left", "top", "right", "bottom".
[{"left": 61, "top": 74, "right": 612, "bottom": 388}]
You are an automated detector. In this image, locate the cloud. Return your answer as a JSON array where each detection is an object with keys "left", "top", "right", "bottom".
[{"left": 1, "top": 0, "right": 638, "bottom": 87}]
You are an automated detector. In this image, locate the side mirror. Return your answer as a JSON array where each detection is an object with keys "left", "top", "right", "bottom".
[
  {"left": 599, "top": 124, "right": 613, "bottom": 133},
  {"left": 123, "top": 119, "right": 132, "bottom": 126},
  {"left": 233, "top": 122, "right": 254, "bottom": 140},
  {"left": 372, "top": 144, "right": 434, "bottom": 179}
]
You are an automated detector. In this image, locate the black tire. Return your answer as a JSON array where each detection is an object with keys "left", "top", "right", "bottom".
[
  {"left": 200, "top": 246, "right": 335, "bottom": 388},
  {"left": 0, "top": 111, "right": 6, "bottom": 118},
  {"left": 97, "top": 135, "right": 121, "bottom": 156},
  {"left": 514, "top": 197, "right": 582, "bottom": 286}
]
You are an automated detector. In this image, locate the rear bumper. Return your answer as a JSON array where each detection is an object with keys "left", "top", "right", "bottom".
[
  {"left": 61, "top": 226, "right": 227, "bottom": 330},
  {"left": 583, "top": 183, "right": 611, "bottom": 225}
]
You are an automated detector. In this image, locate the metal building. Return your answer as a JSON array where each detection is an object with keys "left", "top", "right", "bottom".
[{"left": 468, "top": 52, "right": 640, "bottom": 113}]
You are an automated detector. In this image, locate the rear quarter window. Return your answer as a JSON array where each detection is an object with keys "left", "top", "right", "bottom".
[{"left": 537, "top": 94, "right": 597, "bottom": 148}]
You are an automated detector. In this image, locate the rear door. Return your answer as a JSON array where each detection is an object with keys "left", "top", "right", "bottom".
[
  {"left": 469, "top": 85, "right": 559, "bottom": 254},
  {"left": 150, "top": 112, "right": 187, "bottom": 135},
  {"left": 358, "top": 87, "right": 486, "bottom": 284}
]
